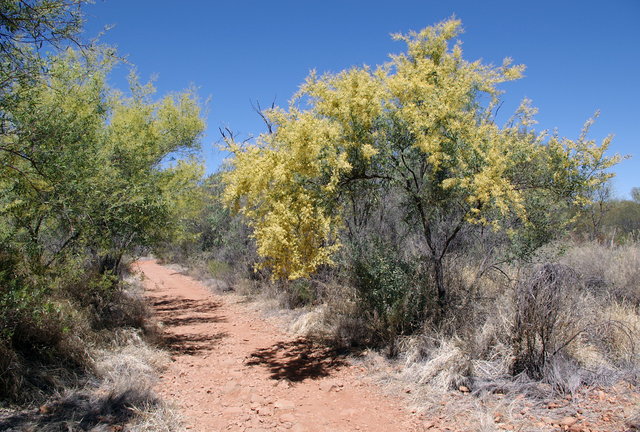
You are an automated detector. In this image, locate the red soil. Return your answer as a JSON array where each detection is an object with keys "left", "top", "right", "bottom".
[{"left": 135, "top": 259, "right": 424, "bottom": 432}]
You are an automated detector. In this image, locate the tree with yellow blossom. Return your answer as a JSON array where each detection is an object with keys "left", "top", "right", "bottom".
[{"left": 222, "top": 18, "right": 618, "bottom": 309}]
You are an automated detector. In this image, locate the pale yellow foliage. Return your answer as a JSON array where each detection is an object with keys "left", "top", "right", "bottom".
[
  {"left": 222, "top": 18, "right": 618, "bottom": 279},
  {"left": 222, "top": 111, "right": 346, "bottom": 279}
]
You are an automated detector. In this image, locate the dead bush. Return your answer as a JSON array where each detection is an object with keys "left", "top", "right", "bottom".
[{"left": 511, "top": 263, "right": 580, "bottom": 380}]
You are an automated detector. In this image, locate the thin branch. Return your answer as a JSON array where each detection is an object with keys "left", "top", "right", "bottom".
[{"left": 251, "top": 99, "right": 275, "bottom": 134}]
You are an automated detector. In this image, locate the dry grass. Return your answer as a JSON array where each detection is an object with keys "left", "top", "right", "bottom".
[
  {"left": 93, "top": 330, "right": 168, "bottom": 392},
  {"left": 156, "top": 238, "right": 640, "bottom": 431},
  {"left": 0, "top": 276, "right": 183, "bottom": 432},
  {"left": 286, "top": 282, "right": 374, "bottom": 348},
  {"left": 561, "top": 241, "right": 640, "bottom": 304},
  {"left": 256, "top": 240, "right": 640, "bottom": 430},
  {"left": 128, "top": 401, "right": 183, "bottom": 432},
  {"left": 0, "top": 329, "right": 182, "bottom": 431},
  {"left": 351, "top": 241, "right": 640, "bottom": 431},
  {"left": 400, "top": 336, "right": 471, "bottom": 390},
  {"left": 93, "top": 330, "right": 182, "bottom": 432}
]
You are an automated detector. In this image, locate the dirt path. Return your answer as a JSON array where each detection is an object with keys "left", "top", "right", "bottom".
[{"left": 135, "top": 259, "right": 423, "bottom": 432}]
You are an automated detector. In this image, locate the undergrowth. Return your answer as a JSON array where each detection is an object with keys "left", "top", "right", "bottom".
[
  {"left": 0, "top": 270, "right": 182, "bottom": 431},
  {"left": 187, "top": 239, "right": 639, "bottom": 398}
]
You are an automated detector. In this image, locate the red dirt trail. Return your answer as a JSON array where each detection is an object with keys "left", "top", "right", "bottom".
[{"left": 135, "top": 259, "right": 424, "bottom": 432}]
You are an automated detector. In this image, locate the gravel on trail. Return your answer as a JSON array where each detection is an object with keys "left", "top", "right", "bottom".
[{"left": 135, "top": 259, "right": 424, "bottom": 432}]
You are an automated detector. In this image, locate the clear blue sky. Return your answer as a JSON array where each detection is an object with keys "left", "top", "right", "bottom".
[{"left": 83, "top": 0, "right": 639, "bottom": 197}]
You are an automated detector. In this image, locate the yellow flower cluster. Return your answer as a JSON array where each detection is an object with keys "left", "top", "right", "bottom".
[{"left": 222, "top": 19, "right": 618, "bottom": 279}]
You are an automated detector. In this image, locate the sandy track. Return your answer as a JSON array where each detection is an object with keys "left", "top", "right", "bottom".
[{"left": 135, "top": 259, "right": 423, "bottom": 432}]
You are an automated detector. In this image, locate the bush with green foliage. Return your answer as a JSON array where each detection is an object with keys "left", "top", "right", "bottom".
[
  {"left": 0, "top": 1, "right": 205, "bottom": 400},
  {"left": 349, "top": 240, "right": 428, "bottom": 342},
  {"left": 156, "top": 172, "right": 257, "bottom": 282},
  {"left": 572, "top": 185, "right": 640, "bottom": 241}
]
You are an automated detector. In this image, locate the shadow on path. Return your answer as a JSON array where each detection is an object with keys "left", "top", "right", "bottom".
[
  {"left": 149, "top": 294, "right": 228, "bottom": 356},
  {"left": 151, "top": 296, "right": 225, "bottom": 316},
  {"left": 246, "top": 338, "right": 348, "bottom": 382},
  {"left": 0, "top": 389, "right": 148, "bottom": 431},
  {"left": 163, "top": 331, "right": 228, "bottom": 355}
]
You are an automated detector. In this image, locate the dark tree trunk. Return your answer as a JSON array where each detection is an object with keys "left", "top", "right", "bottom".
[
  {"left": 99, "top": 253, "right": 122, "bottom": 276},
  {"left": 433, "top": 255, "right": 447, "bottom": 311}
]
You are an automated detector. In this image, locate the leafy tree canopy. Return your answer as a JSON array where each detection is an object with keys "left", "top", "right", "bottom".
[
  {"left": 1, "top": 0, "right": 88, "bottom": 97},
  {"left": 0, "top": 48, "right": 204, "bottom": 275},
  {"left": 223, "top": 19, "right": 618, "bottom": 298}
]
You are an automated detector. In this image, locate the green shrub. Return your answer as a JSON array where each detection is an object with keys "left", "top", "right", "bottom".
[
  {"left": 207, "top": 259, "right": 232, "bottom": 279},
  {"left": 283, "top": 278, "right": 317, "bottom": 308},
  {"left": 349, "top": 241, "right": 428, "bottom": 343}
]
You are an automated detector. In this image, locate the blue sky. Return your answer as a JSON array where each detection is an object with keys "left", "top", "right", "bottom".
[{"left": 84, "top": 0, "right": 639, "bottom": 197}]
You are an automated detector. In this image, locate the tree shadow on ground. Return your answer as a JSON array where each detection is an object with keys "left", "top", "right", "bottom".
[
  {"left": 151, "top": 295, "right": 226, "bottom": 327},
  {"left": 0, "top": 388, "right": 151, "bottom": 431},
  {"left": 163, "top": 331, "right": 228, "bottom": 356},
  {"left": 159, "top": 313, "right": 225, "bottom": 327},
  {"left": 245, "top": 338, "right": 348, "bottom": 382},
  {"left": 151, "top": 296, "right": 225, "bottom": 316},
  {"left": 149, "top": 295, "right": 228, "bottom": 356}
]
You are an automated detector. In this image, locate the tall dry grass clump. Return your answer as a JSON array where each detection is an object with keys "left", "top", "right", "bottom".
[
  {"left": 382, "top": 240, "right": 640, "bottom": 397},
  {"left": 561, "top": 241, "right": 640, "bottom": 305}
]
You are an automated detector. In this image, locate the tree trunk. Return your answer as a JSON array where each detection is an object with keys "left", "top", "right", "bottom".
[
  {"left": 433, "top": 256, "right": 447, "bottom": 311},
  {"left": 99, "top": 253, "right": 122, "bottom": 276}
]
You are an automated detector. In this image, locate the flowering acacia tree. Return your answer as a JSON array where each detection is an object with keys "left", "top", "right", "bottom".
[{"left": 223, "top": 19, "right": 618, "bottom": 308}]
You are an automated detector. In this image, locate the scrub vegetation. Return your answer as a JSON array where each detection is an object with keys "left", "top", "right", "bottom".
[
  {"left": 1, "top": 2, "right": 638, "bottom": 430},
  {"left": 1, "top": 0, "right": 201, "bottom": 428},
  {"left": 163, "top": 17, "right": 639, "bottom": 427}
]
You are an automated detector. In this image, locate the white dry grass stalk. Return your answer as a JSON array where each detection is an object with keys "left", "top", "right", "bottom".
[
  {"left": 93, "top": 333, "right": 168, "bottom": 391},
  {"left": 88, "top": 329, "right": 181, "bottom": 431},
  {"left": 401, "top": 337, "right": 470, "bottom": 390},
  {"left": 87, "top": 277, "right": 183, "bottom": 432},
  {"left": 562, "top": 241, "right": 640, "bottom": 302},
  {"left": 127, "top": 401, "right": 184, "bottom": 432},
  {"left": 98, "top": 279, "right": 183, "bottom": 431},
  {"left": 289, "top": 305, "right": 329, "bottom": 337},
  {"left": 596, "top": 302, "right": 640, "bottom": 367},
  {"left": 557, "top": 294, "right": 639, "bottom": 384}
]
